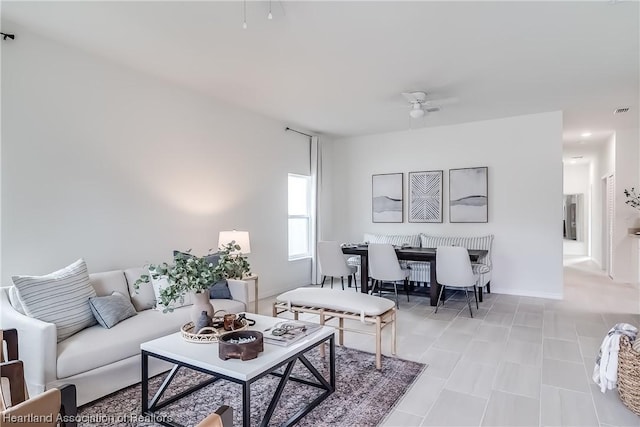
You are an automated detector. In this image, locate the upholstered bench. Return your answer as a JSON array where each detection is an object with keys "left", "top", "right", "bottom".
[{"left": 273, "top": 288, "right": 396, "bottom": 369}]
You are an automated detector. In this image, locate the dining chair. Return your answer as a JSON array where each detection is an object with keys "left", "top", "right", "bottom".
[
  {"left": 1, "top": 329, "right": 78, "bottom": 427},
  {"left": 435, "top": 246, "right": 479, "bottom": 317},
  {"left": 317, "top": 241, "right": 358, "bottom": 290},
  {"left": 368, "top": 243, "right": 410, "bottom": 307}
]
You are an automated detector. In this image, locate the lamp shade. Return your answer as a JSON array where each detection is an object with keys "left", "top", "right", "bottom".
[{"left": 218, "top": 230, "right": 251, "bottom": 254}]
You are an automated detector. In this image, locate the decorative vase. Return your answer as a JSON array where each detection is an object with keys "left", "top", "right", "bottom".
[{"left": 191, "top": 291, "right": 214, "bottom": 324}]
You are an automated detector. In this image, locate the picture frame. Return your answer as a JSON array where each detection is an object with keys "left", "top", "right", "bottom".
[
  {"left": 408, "top": 170, "right": 443, "bottom": 223},
  {"left": 372, "top": 173, "right": 403, "bottom": 223},
  {"left": 449, "top": 167, "right": 488, "bottom": 223}
]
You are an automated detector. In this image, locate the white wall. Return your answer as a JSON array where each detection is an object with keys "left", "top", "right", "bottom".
[
  {"left": 327, "top": 112, "right": 564, "bottom": 299},
  {"left": 614, "top": 128, "right": 640, "bottom": 283},
  {"left": 1, "top": 25, "right": 312, "bottom": 297},
  {"left": 590, "top": 135, "right": 615, "bottom": 270},
  {"left": 563, "top": 163, "right": 590, "bottom": 255}
]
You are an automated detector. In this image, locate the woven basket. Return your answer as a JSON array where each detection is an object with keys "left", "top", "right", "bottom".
[
  {"left": 181, "top": 318, "right": 248, "bottom": 344},
  {"left": 617, "top": 335, "right": 640, "bottom": 415}
]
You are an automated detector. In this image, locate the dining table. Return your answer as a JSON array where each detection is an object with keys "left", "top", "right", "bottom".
[{"left": 341, "top": 245, "right": 488, "bottom": 306}]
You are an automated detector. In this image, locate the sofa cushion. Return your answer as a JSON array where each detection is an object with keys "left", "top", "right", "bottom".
[
  {"left": 89, "top": 270, "right": 129, "bottom": 297},
  {"left": 57, "top": 306, "right": 190, "bottom": 378},
  {"left": 124, "top": 268, "right": 156, "bottom": 312},
  {"left": 57, "top": 297, "right": 247, "bottom": 378},
  {"left": 210, "top": 297, "right": 246, "bottom": 316},
  {"left": 89, "top": 291, "right": 137, "bottom": 329},
  {"left": 364, "top": 233, "right": 420, "bottom": 248},
  {"left": 12, "top": 259, "right": 97, "bottom": 342}
]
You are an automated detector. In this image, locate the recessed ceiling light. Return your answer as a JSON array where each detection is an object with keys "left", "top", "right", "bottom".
[
  {"left": 581, "top": 132, "right": 592, "bottom": 137},
  {"left": 570, "top": 160, "right": 577, "bottom": 164}
]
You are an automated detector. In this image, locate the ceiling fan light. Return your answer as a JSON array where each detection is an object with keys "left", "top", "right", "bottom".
[{"left": 409, "top": 108, "right": 424, "bottom": 119}]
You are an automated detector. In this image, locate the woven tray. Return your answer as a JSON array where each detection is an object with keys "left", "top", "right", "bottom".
[
  {"left": 181, "top": 317, "right": 248, "bottom": 343},
  {"left": 618, "top": 335, "right": 640, "bottom": 415}
]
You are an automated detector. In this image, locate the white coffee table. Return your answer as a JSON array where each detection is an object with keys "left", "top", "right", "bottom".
[{"left": 140, "top": 313, "right": 335, "bottom": 427}]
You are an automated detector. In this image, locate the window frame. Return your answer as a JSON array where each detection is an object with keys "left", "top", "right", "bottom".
[{"left": 288, "top": 173, "right": 312, "bottom": 261}]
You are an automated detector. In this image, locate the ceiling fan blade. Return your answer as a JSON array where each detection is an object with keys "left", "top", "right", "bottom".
[
  {"left": 424, "top": 97, "right": 458, "bottom": 106},
  {"left": 401, "top": 92, "right": 419, "bottom": 103},
  {"left": 425, "top": 107, "right": 441, "bottom": 113}
]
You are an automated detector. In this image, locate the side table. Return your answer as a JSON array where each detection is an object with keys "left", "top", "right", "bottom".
[{"left": 243, "top": 274, "right": 259, "bottom": 313}]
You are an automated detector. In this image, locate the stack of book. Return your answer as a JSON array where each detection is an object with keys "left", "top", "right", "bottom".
[{"left": 263, "top": 320, "right": 322, "bottom": 347}]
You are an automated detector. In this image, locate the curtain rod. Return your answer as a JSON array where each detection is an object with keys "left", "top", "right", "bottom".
[{"left": 285, "top": 127, "right": 313, "bottom": 138}]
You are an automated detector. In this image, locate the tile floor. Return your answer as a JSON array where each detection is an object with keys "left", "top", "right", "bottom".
[{"left": 257, "top": 256, "right": 640, "bottom": 426}]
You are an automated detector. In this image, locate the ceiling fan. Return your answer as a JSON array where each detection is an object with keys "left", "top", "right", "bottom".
[{"left": 401, "top": 91, "right": 457, "bottom": 119}]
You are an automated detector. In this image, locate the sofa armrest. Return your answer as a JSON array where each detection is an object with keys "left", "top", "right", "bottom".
[
  {"left": 226, "top": 280, "right": 249, "bottom": 305},
  {"left": 0, "top": 288, "right": 57, "bottom": 396}
]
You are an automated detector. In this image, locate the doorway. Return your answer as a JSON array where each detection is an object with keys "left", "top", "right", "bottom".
[{"left": 602, "top": 174, "right": 614, "bottom": 278}]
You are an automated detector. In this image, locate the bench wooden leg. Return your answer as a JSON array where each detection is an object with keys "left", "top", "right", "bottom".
[
  {"left": 391, "top": 308, "right": 397, "bottom": 356},
  {"left": 375, "top": 316, "right": 382, "bottom": 370},
  {"left": 339, "top": 317, "right": 344, "bottom": 346},
  {"left": 272, "top": 303, "right": 277, "bottom": 317},
  {"left": 294, "top": 311, "right": 299, "bottom": 320}
]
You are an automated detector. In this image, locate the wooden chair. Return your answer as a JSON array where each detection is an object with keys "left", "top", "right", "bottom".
[
  {"left": 1, "top": 329, "right": 78, "bottom": 427},
  {"left": 196, "top": 405, "right": 233, "bottom": 427}
]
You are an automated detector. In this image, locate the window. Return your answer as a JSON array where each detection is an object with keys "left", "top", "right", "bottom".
[{"left": 288, "top": 174, "right": 311, "bottom": 260}]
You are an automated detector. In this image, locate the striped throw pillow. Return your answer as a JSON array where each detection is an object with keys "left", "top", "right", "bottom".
[{"left": 12, "top": 259, "right": 98, "bottom": 342}]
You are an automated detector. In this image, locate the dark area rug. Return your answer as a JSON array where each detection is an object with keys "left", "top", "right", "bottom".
[{"left": 78, "top": 346, "right": 425, "bottom": 427}]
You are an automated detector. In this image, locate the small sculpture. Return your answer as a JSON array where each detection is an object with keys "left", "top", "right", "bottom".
[{"left": 194, "top": 310, "right": 213, "bottom": 334}]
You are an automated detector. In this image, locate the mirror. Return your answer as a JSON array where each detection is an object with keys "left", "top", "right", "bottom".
[{"left": 563, "top": 194, "right": 584, "bottom": 241}]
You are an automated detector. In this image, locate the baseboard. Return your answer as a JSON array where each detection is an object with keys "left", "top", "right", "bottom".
[{"left": 493, "top": 288, "right": 563, "bottom": 300}]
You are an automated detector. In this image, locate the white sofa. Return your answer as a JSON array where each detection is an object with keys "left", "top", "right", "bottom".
[{"left": 0, "top": 267, "right": 249, "bottom": 406}]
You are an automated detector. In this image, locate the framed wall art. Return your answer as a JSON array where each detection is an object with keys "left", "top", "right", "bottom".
[
  {"left": 408, "top": 170, "right": 443, "bottom": 223},
  {"left": 449, "top": 167, "right": 488, "bottom": 223},
  {"left": 372, "top": 173, "right": 403, "bottom": 223}
]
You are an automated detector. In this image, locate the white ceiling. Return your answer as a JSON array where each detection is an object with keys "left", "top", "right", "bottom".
[{"left": 2, "top": 1, "right": 638, "bottom": 141}]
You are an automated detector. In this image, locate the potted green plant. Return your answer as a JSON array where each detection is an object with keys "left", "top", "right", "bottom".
[
  {"left": 624, "top": 187, "right": 640, "bottom": 211},
  {"left": 213, "top": 241, "right": 251, "bottom": 279},
  {"left": 134, "top": 250, "right": 220, "bottom": 322}
]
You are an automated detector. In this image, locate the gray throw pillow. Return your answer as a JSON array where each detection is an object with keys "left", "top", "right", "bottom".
[
  {"left": 173, "top": 250, "right": 220, "bottom": 268},
  {"left": 89, "top": 291, "right": 137, "bottom": 329},
  {"left": 209, "top": 280, "right": 232, "bottom": 299}
]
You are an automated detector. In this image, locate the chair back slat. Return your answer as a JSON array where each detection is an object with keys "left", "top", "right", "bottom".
[{"left": 1, "top": 329, "right": 19, "bottom": 363}]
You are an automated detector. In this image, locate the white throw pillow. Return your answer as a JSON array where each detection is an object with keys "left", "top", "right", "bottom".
[
  {"left": 149, "top": 272, "right": 192, "bottom": 311},
  {"left": 12, "top": 259, "right": 97, "bottom": 342}
]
